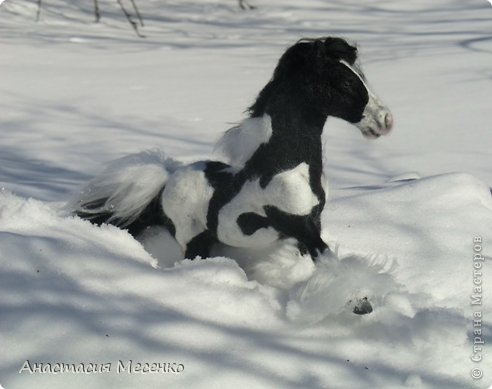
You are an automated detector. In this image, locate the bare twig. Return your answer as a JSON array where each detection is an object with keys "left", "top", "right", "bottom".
[
  {"left": 94, "top": 0, "right": 100, "bottom": 23},
  {"left": 36, "top": 0, "right": 42, "bottom": 21},
  {"left": 34, "top": 0, "right": 144, "bottom": 37},
  {"left": 238, "top": 0, "right": 256, "bottom": 10},
  {"left": 117, "top": 0, "right": 145, "bottom": 38},
  {"left": 129, "top": 0, "right": 144, "bottom": 27}
]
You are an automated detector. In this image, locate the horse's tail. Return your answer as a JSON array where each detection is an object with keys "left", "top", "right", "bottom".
[{"left": 68, "top": 149, "right": 182, "bottom": 236}]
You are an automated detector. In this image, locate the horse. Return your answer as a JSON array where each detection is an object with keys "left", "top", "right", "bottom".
[{"left": 70, "top": 36, "right": 393, "bottom": 264}]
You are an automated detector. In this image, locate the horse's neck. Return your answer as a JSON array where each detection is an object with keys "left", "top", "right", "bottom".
[{"left": 243, "top": 110, "right": 325, "bottom": 183}]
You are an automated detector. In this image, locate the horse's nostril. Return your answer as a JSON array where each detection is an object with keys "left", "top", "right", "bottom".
[{"left": 384, "top": 112, "right": 393, "bottom": 130}]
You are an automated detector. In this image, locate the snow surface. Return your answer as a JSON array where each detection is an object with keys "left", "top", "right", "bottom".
[{"left": 1, "top": 0, "right": 492, "bottom": 388}]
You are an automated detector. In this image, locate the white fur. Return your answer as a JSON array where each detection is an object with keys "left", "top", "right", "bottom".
[
  {"left": 160, "top": 162, "right": 215, "bottom": 248},
  {"left": 69, "top": 150, "right": 182, "bottom": 226},
  {"left": 214, "top": 115, "right": 273, "bottom": 167},
  {"left": 265, "top": 162, "right": 319, "bottom": 215},
  {"left": 217, "top": 162, "right": 319, "bottom": 247},
  {"left": 212, "top": 238, "right": 316, "bottom": 290},
  {"left": 217, "top": 179, "right": 280, "bottom": 247},
  {"left": 340, "top": 59, "right": 393, "bottom": 138}
]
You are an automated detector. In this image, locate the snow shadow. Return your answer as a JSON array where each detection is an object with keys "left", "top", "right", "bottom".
[
  {"left": 0, "top": 97, "right": 214, "bottom": 200},
  {"left": 0, "top": 147, "right": 91, "bottom": 201},
  {"left": 2, "top": 0, "right": 491, "bottom": 56},
  {"left": 0, "top": 238, "right": 472, "bottom": 389},
  {"left": 2, "top": 172, "right": 489, "bottom": 388}
]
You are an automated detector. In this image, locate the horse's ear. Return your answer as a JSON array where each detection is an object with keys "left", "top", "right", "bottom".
[{"left": 324, "top": 37, "right": 357, "bottom": 64}]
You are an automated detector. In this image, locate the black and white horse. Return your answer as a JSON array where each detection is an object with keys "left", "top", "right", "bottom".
[{"left": 71, "top": 37, "right": 392, "bottom": 264}]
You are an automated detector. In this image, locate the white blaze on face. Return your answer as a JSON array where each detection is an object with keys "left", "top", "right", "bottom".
[{"left": 339, "top": 60, "right": 393, "bottom": 139}]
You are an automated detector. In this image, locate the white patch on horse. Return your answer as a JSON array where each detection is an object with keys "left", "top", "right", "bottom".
[
  {"left": 217, "top": 162, "right": 319, "bottom": 247},
  {"left": 217, "top": 179, "right": 280, "bottom": 247},
  {"left": 265, "top": 163, "right": 318, "bottom": 215},
  {"left": 160, "top": 162, "right": 214, "bottom": 249},
  {"left": 339, "top": 59, "right": 393, "bottom": 139},
  {"left": 215, "top": 114, "right": 273, "bottom": 167}
]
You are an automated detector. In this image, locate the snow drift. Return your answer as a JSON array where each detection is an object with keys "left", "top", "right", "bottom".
[{"left": 1, "top": 173, "right": 491, "bottom": 388}]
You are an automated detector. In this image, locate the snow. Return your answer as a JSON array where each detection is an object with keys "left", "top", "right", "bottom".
[{"left": 1, "top": 0, "right": 492, "bottom": 388}]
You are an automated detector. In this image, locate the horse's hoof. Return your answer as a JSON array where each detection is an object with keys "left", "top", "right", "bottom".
[{"left": 352, "top": 297, "right": 373, "bottom": 315}]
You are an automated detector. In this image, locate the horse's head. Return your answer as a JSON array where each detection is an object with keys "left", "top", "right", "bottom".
[
  {"left": 322, "top": 38, "right": 394, "bottom": 139},
  {"left": 255, "top": 37, "right": 393, "bottom": 138}
]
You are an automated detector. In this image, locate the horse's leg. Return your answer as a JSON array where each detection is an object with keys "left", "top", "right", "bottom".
[
  {"left": 237, "top": 207, "right": 327, "bottom": 260},
  {"left": 263, "top": 206, "right": 327, "bottom": 259},
  {"left": 184, "top": 230, "right": 216, "bottom": 259}
]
